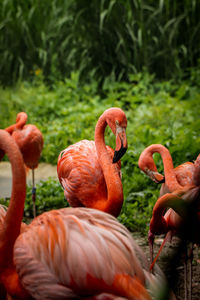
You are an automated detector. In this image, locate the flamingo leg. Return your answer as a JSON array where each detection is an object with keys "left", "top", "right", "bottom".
[
  {"left": 184, "top": 254, "right": 188, "bottom": 300},
  {"left": 150, "top": 230, "right": 172, "bottom": 272},
  {"left": 148, "top": 231, "right": 155, "bottom": 270},
  {"left": 32, "top": 169, "right": 36, "bottom": 218},
  {"left": 183, "top": 241, "right": 193, "bottom": 300},
  {"left": 188, "top": 243, "right": 193, "bottom": 300}
]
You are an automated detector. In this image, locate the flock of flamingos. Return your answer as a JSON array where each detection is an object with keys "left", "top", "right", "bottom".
[{"left": 0, "top": 107, "right": 199, "bottom": 300}]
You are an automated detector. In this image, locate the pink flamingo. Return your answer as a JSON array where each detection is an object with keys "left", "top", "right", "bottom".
[
  {"left": 138, "top": 144, "right": 196, "bottom": 257},
  {"left": 149, "top": 159, "right": 200, "bottom": 300},
  {"left": 57, "top": 107, "right": 128, "bottom": 217},
  {"left": 0, "top": 129, "right": 156, "bottom": 300},
  {"left": 138, "top": 144, "right": 200, "bottom": 300},
  {"left": 138, "top": 144, "right": 195, "bottom": 195},
  {"left": 1, "top": 112, "right": 43, "bottom": 217}
]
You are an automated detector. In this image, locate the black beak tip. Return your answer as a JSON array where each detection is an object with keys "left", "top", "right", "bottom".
[
  {"left": 112, "top": 146, "right": 127, "bottom": 163},
  {"left": 158, "top": 177, "right": 165, "bottom": 184}
]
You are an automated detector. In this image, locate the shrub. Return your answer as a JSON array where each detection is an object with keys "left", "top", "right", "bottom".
[{"left": 0, "top": 73, "right": 200, "bottom": 234}]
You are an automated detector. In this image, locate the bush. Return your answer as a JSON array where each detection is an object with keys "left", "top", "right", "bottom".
[
  {"left": 0, "top": 178, "right": 68, "bottom": 222},
  {"left": 0, "top": 73, "right": 200, "bottom": 234}
]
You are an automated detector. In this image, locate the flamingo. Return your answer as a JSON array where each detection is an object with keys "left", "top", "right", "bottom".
[
  {"left": 57, "top": 107, "right": 128, "bottom": 217},
  {"left": 138, "top": 144, "right": 197, "bottom": 259},
  {"left": 149, "top": 163, "right": 200, "bottom": 300},
  {"left": 0, "top": 129, "right": 159, "bottom": 300},
  {"left": 138, "top": 144, "right": 200, "bottom": 300},
  {"left": 138, "top": 144, "right": 195, "bottom": 195},
  {"left": 1, "top": 112, "right": 44, "bottom": 217}
]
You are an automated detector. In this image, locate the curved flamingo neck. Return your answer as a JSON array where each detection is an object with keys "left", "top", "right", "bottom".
[
  {"left": 150, "top": 194, "right": 171, "bottom": 234},
  {"left": 0, "top": 130, "right": 26, "bottom": 267},
  {"left": 94, "top": 113, "right": 123, "bottom": 217},
  {"left": 5, "top": 112, "right": 27, "bottom": 134},
  {"left": 147, "top": 144, "right": 181, "bottom": 191}
]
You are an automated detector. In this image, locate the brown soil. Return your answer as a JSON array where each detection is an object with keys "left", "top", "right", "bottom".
[{"left": 133, "top": 232, "right": 200, "bottom": 300}]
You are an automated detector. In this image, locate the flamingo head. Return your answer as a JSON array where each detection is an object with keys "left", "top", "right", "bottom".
[
  {"left": 15, "top": 112, "right": 28, "bottom": 129},
  {"left": 112, "top": 120, "right": 128, "bottom": 163},
  {"left": 104, "top": 108, "right": 128, "bottom": 163},
  {"left": 138, "top": 153, "right": 165, "bottom": 184}
]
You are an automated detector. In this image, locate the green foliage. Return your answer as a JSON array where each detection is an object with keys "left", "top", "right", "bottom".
[
  {"left": 0, "top": 178, "right": 68, "bottom": 221},
  {"left": 25, "top": 178, "right": 68, "bottom": 218},
  {"left": 0, "top": 73, "right": 200, "bottom": 234},
  {"left": 0, "top": 0, "right": 200, "bottom": 85}
]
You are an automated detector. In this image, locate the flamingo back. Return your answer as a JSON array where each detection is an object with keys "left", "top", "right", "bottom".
[
  {"left": 160, "top": 162, "right": 195, "bottom": 196},
  {"left": 174, "top": 162, "right": 195, "bottom": 186},
  {"left": 14, "top": 207, "right": 147, "bottom": 299},
  {"left": 57, "top": 140, "right": 121, "bottom": 208}
]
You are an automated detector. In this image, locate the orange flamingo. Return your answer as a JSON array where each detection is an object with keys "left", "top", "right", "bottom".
[
  {"left": 57, "top": 107, "right": 128, "bottom": 217},
  {"left": 138, "top": 144, "right": 196, "bottom": 259},
  {"left": 138, "top": 144, "right": 195, "bottom": 195},
  {"left": 1, "top": 112, "right": 44, "bottom": 217},
  {"left": 139, "top": 144, "right": 200, "bottom": 300},
  {"left": 149, "top": 156, "right": 200, "bottom": 300},
  {"left": 0, "top": 129, "right": 157, "bottom": 300}
]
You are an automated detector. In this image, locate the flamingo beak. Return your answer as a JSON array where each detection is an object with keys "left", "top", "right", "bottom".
[
  {"left": 113, "top": 127, "right": 127, "bottom": 163},
  {"left": 146, "top": 169, "right": 165, "bottom": 184}
]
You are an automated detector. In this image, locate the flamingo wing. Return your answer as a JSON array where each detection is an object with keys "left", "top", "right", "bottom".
[
  {"left": 160, "top": 162, "right": 195, "bottom": 196},
  {"left": 14, "top": 208, "right": 147, "bottom": 299},
  {"left": 57, "top": 141, "right": 120, "bottom": 208},
  {"left": 174, "top": 162, "right": 195, "bottom": 186}
]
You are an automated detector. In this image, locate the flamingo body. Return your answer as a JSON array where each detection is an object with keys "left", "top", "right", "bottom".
[
  {"left": 1, "top": 112, "right": 43, "bottom": 170},
  {"left": 14, "top": 207, "right": 149, "bottom": 299},
  {"left": 160, "top": 162, "right": 195, "bottom": 196},
  {"left": 0, "top": 129, "right": 155, "bottom": 300},
  {"left": 57, "top": 108, "right": 128, "bottom": 217},
  {"left": 57, "top": 140, "right": 121, "bottom": 208},
  {"left": 1, "top": 112, "right": 44, "bottom": 217}
]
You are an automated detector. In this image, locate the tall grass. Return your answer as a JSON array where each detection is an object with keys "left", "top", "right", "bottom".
[{"left": 0, "top": 0, "right": 200, "bottom": 85}]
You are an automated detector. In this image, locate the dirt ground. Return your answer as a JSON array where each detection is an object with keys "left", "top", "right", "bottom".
[{"left": 133, "top": 232, "right": 200, "bottom": 300}]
